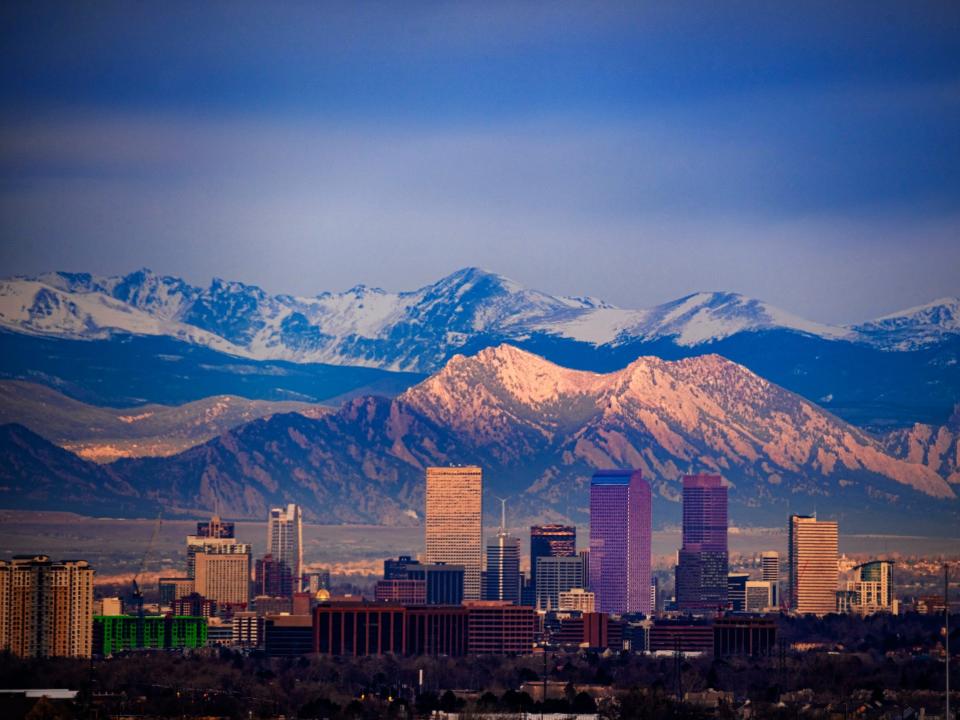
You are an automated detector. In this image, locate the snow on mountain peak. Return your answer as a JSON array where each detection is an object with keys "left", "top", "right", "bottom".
[
  {"left": 853, "top": 296, "right": 960, "bottom": 350},
  {"left": 0, "top": 266, "right": 953, "bottom": 370}
]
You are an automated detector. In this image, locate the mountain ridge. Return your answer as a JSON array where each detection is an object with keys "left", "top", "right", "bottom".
[
  {"left": 0, "top": 380, "right": 331, "bottom": 462},
  {"left": 1, "top": 345, "right": 955, "bottom": 531},
  {"left": 3, "top": 268, "right": 957, "bottom": 374}
]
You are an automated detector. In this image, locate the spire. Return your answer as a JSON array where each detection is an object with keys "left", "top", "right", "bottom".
[{"left": 496, "top": 496, "right": 508, "bottom": 537}]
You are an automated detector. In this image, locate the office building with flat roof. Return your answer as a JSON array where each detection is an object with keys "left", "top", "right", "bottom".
[
  {"left": 589, "top": 469, "right": 652, "bottom": 615},
  {"left": 425, "top": 466, "right": 483, "bottom": 600},
  {"left": 0, "top": 556, "right": 94, "bottom": 658},
  {"left": 535, "top": 555, "right": 585, "bottom": 611},
  {"left": 789, "top": 515, "right": 838, "bottom": 615},
  {"left": 194, "top": 543, "right": 251, "bottom": 607},
  {"left": 676, "top": 474, "right": 728, "bottom": 612}
]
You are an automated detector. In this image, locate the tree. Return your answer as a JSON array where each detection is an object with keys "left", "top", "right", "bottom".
[
  {"left": 298, "top": 696, "right": 340, "bottom": 719},
  {"left": 25, "top": 697, "right": 73, "bottom": 720},
  {"left": 439, "top": 690, "right": 461, "bottom": 712},
  {"left": 572, "top": 691, "right": 597, "bottom": 713}
]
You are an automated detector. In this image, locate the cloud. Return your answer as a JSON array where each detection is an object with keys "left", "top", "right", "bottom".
[{"left": 1, "top": 98, "right": 959, "bottom": 324}]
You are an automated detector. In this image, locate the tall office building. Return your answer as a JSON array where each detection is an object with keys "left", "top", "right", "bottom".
[
  {"left": 194, "top": 544, "right": 252, "bottom": 606},
  {"left": 0, "top": 556, "right": 94, "bottom": 658},
  {"left": 485, "top": 502, "right": 521, "bottom": 603},
  {"left": 529, "top": 524, "right": 576, "bottom": 598},
  {"left": 675, "top": 474, "right": 728, "bottom": 611},
  {"left": 589, "top": 469, "right": 652, "bottom": 615},
  {"left": 268, "top": 504, "right": 303, "bottom": 596},
  {"left": 788, "top": 515, "right": 838, "bottom": 615},
  {"left": 535, "top": 556, "right": 585, "bottom": 611},
  {"left": 761, "top": 551, "right": 780, "bottom": 607},
  {"left": 425, "top": 466, "right": 483, "bottom": 600}
]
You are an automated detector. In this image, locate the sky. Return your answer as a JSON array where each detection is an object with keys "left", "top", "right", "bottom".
[{"left": 1, "top": 1, "right": 959, "bottom": 324}]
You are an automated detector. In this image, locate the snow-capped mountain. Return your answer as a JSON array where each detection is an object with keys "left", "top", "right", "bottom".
[
  {"left": 2, "top": 267, "right": 953, "bottom": 372},
  {"left": 3, "top": 345, "right": 954, "bottom": 529},
  {"left": 853, "top": 297, "right": 960, "bottom": 350}
]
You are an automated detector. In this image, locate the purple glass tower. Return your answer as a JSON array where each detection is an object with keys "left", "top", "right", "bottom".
[
  {"left": 589, "top": 469, "right": 652, "bottom": 615},
  {"left": 675, "top": 473, "right": 728, "bottom": 611}
]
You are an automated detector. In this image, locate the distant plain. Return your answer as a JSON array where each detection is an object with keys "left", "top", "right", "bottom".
[{"left": 1, "top": 511, "right": 955, "bottom": 584}]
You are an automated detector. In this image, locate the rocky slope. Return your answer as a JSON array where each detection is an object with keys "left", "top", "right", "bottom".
[
  {"left": 881, "top": 405, "right": 960, "bottom": 486},
  {"left": 2, "top": 346, "right": 953, "bottom": 531},
  {"left": 0, "top": 424, "right": 149, "bottom": 515}
]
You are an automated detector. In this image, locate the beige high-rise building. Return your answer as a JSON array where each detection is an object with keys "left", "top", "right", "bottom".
[
  {"left": 425, "top": 466, "right": 483, "bottom": 600},
  {"left": 0, "top": 556, "right": 94, "bottom": 658},
  {"left": 194, "top": 544, "right": 251, "bottom": 606},
  {"left": 788, "top": 515, "right": 838, "bottom": 615}
]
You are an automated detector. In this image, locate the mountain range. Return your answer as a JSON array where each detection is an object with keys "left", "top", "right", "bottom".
[
  {"left": 2, "top": 345, "right": 956, "bottom": 532},
  {"left": 0, "top": 380, "right": 330, "bottom": 462},
  {"left": 2, "top": 267, "right": 958, "bottom": 427}
]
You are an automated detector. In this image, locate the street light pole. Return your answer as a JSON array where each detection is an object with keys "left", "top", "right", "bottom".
[{"left": 947, "top": 562, "right": 951, "bottom": 720}]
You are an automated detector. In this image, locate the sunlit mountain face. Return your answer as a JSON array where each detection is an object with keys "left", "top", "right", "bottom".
[
  {"left": 2, "top": 345, "right": 956, "bottom": 533},
  {"left": 2, "top": 267, "right": 959, "bottom": 428}
]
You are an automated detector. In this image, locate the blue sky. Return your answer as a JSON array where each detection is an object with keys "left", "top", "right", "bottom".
[{"left": 1, "top": 1, "right": 958, "bottom": 323}]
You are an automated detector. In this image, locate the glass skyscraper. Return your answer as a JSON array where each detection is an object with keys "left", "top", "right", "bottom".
[
  {"left": 268, "top": 504, "right": 303, "bottom": 597},
  {"left": 588, "top": 469, "right": 652, "bottom": 615},
  {"left": 675, "top": 473, "right": 728, "bottom": 611}
]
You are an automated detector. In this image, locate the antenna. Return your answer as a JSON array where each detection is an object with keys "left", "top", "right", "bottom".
[{"left": 495, "top": 496, "right": 508, "bottom": 534}]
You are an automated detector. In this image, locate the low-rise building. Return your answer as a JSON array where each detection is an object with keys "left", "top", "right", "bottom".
[{"left": 92, "top": 615, "right": 207, "bottom": 655}]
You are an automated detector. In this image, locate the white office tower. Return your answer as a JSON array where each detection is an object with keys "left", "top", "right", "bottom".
[{"left": 268, "top": 504, "right": 303, "bottom": 595}]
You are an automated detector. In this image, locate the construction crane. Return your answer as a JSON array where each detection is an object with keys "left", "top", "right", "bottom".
[{"left": 131, "top": 510, "right": 163, "bottom": 648}]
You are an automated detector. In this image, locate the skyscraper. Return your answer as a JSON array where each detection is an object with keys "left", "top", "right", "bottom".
[
  {"left": 194, "top": 543, "right": 252, "bottom": 606},
  {"left": 535, "top": 556, "right": 585, "bottom": 611},
  {"left": 761, "top": 551, "right": 780, "bottom": 607},
  {"left": 268, "top": 504, "right": 303, "bottom": 597},
  {"left": 675, "top": 474, "right": 728, "bottom": 612},
  {"left": 0, "top": 556, "right": 94, "bottom": 658},
  {"left": 425, "top": 466, "right": 483, "bottom": 600},
  {"left": 788, "top": 515, "right": 838, "bottom": 615},
  {"left": 529, "top": 524, "right": 576, "bottom": 599},
  {"left": 485, "top": 500, "right": 521, "bottom": 603},
  {"left": 589, "top": 469, "right": 652, "bottom": 615}
]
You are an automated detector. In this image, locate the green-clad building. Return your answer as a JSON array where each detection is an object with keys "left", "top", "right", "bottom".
[{"left": 93, "top": 615, "right": 207, "bottom": 655}]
